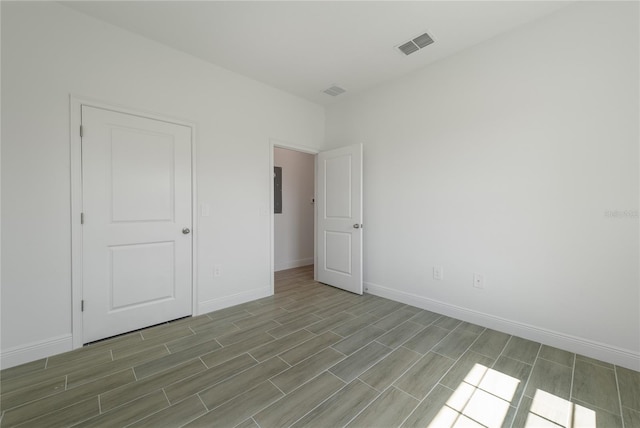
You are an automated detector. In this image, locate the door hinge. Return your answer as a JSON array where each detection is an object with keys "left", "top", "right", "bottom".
[
  {"left": 81, "top": 300, "right": 85, "bottom": 312},
  {"left": 80, "top": 125, "right": 84, "bottom": 138},
  {"left": 80, "top": 212, "right": 85, "bottom": 224}
]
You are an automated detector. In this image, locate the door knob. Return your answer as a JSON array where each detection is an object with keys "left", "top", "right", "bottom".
[
  {"left": 353, "top": 224, "right": 360, "bottom": 229},
  {"left": 182, "top": 227, "right": 191, "bottom": 234}
]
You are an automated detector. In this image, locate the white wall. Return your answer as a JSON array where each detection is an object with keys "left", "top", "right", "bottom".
[
  {"left": 1, "top": 2, "right": 324, "bottom": 367},
  {"left": 326, "top": 2, "right": 639, "bottom": 369},
  {"left": 274, "top": 147, "right": 315, "bottom": 271}
]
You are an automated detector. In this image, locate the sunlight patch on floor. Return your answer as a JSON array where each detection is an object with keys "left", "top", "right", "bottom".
[
  {"left": 427, "top": 363, "right": 597, "bottom": 428},
  {"left": 526, "top": 389, "right": 596, "bottom": 428},
  {"left": 429, "top": 363, "right": 516, "bottom": 428}
]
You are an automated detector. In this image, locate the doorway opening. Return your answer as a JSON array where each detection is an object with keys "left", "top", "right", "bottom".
[
  {"left": 269, "top": 141, "right": 363, "bottom": 296},
  {"left": 272, "top": 146, "right": 316, "bottom": 284}
]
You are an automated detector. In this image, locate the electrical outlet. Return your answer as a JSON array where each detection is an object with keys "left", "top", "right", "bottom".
[
  {"left": 214, "top": 265, "right": 222, "bottom": 277},
  {"left": 473, "top": 273, "right": 484, "bottom": 289},
  {"left": 433, "top": 266, "right": 444, "bottom": 280}
]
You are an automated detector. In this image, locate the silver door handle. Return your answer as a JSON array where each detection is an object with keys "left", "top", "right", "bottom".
[
  {"left": 182, "top": 227, "right": 191, "bottom": 234},
  {"left": 353, "top": 224, "right": 360, "bottom": 229}
]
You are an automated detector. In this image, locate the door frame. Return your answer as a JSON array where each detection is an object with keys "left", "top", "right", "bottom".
[
  {"left": 70, "top": 95, "right": 198, "bottom": 349},
  {"left": 268, "top": 139, "right": 319, "bottom": 294}
]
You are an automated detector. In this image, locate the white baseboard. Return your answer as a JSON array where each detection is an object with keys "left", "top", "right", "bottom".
[
  {"left": 365, "top": 281, "right": 640, "bottom": 371},
  {"left": 1, "top": 334, "right": 73, "bottom": 370},
  {"left": 198, "top": 287, "right": 272, "bottom": 315},
  {"left": 275, "top": 258, "right": 314, "bottom": 272}
]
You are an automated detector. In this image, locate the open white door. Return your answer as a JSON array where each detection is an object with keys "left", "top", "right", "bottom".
[
  {"left": 316, "top": 144, "right": 363, "bottom": 294},
  {"left": 81, "top": 105, "right": 193, "bottom": 343}
]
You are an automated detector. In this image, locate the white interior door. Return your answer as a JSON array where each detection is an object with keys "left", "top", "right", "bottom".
[
  {"left": 81, "top": 105, "right": 192, "bottom": 343},
  {"left": 316, "top": 144, "right": 363, "bottom": 294}
]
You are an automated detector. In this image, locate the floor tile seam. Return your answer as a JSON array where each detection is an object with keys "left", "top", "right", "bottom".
[
  {"left": 386, "top": 324, "right": 430, "bottom": 351},
  {"left": 235, "top": 383, "right": 285, "bottom": 426},
  {"left": 340, "top": 383, "right": 398, "bottom": 428},
  {"left": 411, "top": 328, "right": 485, "bottom": 399},
  {"left": 571, "top": 396, "right": 625, "bottom": 420},
  {"left": 103, "top": 361, "right": 210, "bottom": 410},
  {"left": 112, "top": 393, "right": 171, "bottom": 428},
  {"left": 575, "top": 355, "right": 615, "bottom": 370},
  {"left": 64, "top": 398, "right": 105, "bottom": 428},
  {"left": 250, "top": 336, "right": 319, "bottom": 364},
  {"left": 460, "top": 376, "right": 518, "bottom": 410},
  {"left": 286, "top": 347, "right": 348, "bottom": 378},
  {"left": 614, "top": 361, "right": 627, "bottom": 427},
  {"left": 1, "top": 363, "right": 102, "bottom": 394},
  {"left": 195, "top": 392, "right": 210, "bottom": 412},
  {"left": 509, "top": 341, "right": 542, "bottom": 426},
  {"left": 236, "top": 319, "right": 286, "bottom": 332},
  {"left": 400, "top": 330, "right": 517, "bottom": 426},
  {"left": 393, "top": 351, "right": 460, "bottom": 400},
  {"left": 307, "top": 312, "right": 354, "bottom": 331},
  {"left": 5, "top": 393, "right": 98, "bottom": 427},
  {"left": 97, "top": 386, "right": 170, "bottom": 417},
  {"left": 526, "top": 408, "right": 572, "bottom": 428},
  {"left": 277, "top": 349, "right": 347, "bottom": 388},
  {"left": 366, "top": 305, "right": 408, "bottom": 325},
  {"left": 332, "top": 330, "right": 387, "bottom": 356},
  {"left": 447, "top": 368, "right": 498, "bottom": 427},
  {"left": 274, "top": 371, "right": 349, "bottom": 428},
  {"left": 534, "top": 354, "right": 574, "bottom": 370},
  {"left": 568, "top": 352, "right": 576, "bottom": 405},
  {"left": 202, "top": 378, "right": 284, "bottom": 420},
  {"left": 0, "top": 377, "right": 70, "bottom": 414},
  {"left": 169, "top": 354, "right": 263, "bottom": 404},
  {"left": 356, "top": 346, "right": 422, "bottom": 394},
  {"left": 136, "top": 354, "right": 210, "bottom": 381},
  {"left": 409, "top": 321, "right": 460, "bottom": 356}
]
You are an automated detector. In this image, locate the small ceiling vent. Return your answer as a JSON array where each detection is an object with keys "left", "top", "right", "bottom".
[
  {"left": 323, "top": 85, "right": 347, "bottom": 97},
  {"left": 397, "top": 32, "right": 434, "bottom": 56}
]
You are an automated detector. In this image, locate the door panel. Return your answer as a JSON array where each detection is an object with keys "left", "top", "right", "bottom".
[
  {"left": 316, "top": 144, "right": 363, "bottom": 294},
  {"left": 110, "top": 242, "right": 175, "bottom": 309},
  {"left": 82, "top": 105, "right": 192, "bottom": 343},
  {"left": 110, "top": 128, "right": 175, "bottom": 222}
]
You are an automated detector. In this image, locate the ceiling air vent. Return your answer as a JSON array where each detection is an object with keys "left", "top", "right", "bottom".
[
  {"left": 397, "top": 32, "right": 434, "bottom": 56},
  {"left": 323, "top": 85, "right": 347, "bottom": 97}
]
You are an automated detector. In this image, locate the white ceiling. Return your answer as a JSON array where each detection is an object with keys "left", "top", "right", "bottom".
[{"left": 62, "top": 1, "right": 571, "bottom": 106}]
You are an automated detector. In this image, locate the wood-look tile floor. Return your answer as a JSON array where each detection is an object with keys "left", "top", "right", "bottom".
[{"left": 1, "top": 265, "right": 639, "bottom": 427}]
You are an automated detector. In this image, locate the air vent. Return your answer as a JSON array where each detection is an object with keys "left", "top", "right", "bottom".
[
  {"left": 397, "top": 32, "right": 434, "bottom": 56},
  {"left": 398, "top": 41, "right": 419, "bottom": 56},
  {"left": 323, "top": 85, "right": 347, "bottom": 97}
]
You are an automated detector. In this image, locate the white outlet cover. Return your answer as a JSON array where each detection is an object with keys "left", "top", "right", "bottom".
[
  {"left": 473, "top": 273, "right": 485, "bottom": 289},
  {"left": 214, "top": 264, "right": 222, "bottom": 277},
  {"left": 433, "top": 266, "right": 444, "bottom": 280}
]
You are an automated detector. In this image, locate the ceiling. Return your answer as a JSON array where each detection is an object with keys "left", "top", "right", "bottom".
[{"left": 62, "top": 1, "right": 570, "bottom": 106}]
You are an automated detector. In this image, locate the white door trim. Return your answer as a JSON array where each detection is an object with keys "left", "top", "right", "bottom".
[
  {"left": 268, "top": 139, "right": 319, "bottom": 295},
  {"left": 70, "top": 95, "right": 198, "bottom": 349}
]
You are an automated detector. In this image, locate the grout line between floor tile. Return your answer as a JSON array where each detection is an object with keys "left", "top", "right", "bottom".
[
  {"left": 196, "top": 393, "right": 209, "bottom": 412},
  {"left": 267, "top": 379, "right": 287, "bottom": 396},
  {"left": 569, "top": 353, "right": 576, "bottom": 402},
  {"left": 396, "top": 324, "right": 488, "bottom": 427},
  {"left": 340, "top": 383, "right": 391, "bottom": 427},
  {"left": 614, "top": 364, "right": 626, "bottom": 428},
  {"left": 509, "top": 339, "right": 542, "bottom": 427}
]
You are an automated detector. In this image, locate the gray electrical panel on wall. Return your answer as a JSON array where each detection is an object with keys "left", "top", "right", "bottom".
[{"left": 274, "top": 166, "right": 282, "bottom": 214}]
